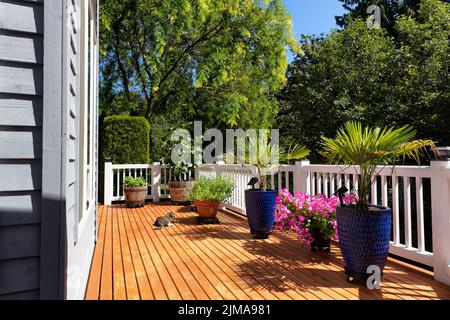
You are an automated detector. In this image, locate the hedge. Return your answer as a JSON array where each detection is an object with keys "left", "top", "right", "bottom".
[{"left": 102, "top": 115, "right": 150, "bottom": 164}]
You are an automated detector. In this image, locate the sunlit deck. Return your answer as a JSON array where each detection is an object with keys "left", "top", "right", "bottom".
[{"left": 85, "top": 204, "right": 450, "bottom": 300}]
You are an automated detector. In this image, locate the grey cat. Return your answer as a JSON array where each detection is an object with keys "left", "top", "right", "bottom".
[{"left": 153, "top": 211, "right": 175, "bottom": 229}]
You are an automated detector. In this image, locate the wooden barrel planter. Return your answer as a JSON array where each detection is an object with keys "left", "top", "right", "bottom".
[
  {"left": 169, "top": 181, "right": 194, "bottom": 203},
  {"left": 124, "top": 186, "right": 148, "bottom": 208}
]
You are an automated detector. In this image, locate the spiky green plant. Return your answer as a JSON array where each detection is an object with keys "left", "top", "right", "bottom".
[
  {"left": 225, "top": 140, "right": 310, "bottom": 190},
  {"left": 320, "top": 122, "right": 436, "bottom": 208}
]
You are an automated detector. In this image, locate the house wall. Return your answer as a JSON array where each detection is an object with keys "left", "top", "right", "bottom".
[
  {"left": 0, "top": 0, "right": 98, "bottom": 300},
  {"left": 0, "top": 0, "right": 44, "bottom": 299}
]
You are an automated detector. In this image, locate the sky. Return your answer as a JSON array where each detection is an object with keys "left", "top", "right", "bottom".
[{"left": 282, "top": 0, "right": 346, "bottom": 60}]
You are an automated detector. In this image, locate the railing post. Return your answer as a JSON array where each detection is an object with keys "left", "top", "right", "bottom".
[
  {"left": 430, "top": 158, "right": 450, "bottom": 285},
  {"left": 152, "top": 162, "right": 161, "bottom": 203},
  {"left": 104, "top": 161, "right": 113, "bottom": 206},
  {"left": 294, "top": 160, "right": 310, "bottom": 194}
]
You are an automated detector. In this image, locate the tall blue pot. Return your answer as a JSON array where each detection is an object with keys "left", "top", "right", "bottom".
[
  {"left": 336, "top": 206, "right": 392, "bottom": 283},
  {"left": 245, "top": 190, "right": 276, "bottom": 239}
]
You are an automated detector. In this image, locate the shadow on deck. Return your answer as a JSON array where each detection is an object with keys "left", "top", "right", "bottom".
[{"left": 85, "top": 204, "right": 450, "bottom": 300}]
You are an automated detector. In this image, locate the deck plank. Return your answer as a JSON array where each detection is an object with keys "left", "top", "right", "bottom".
[
  {"left": 99, "top": 206, "right": 113, "bottom": 300},
  {"left": 112, "top": 206, "right": 127, "bottom": 300},
  {"left": 117, "top": 206, "right": 140, "bottom": 300},
  {"left": 85, "top": 205, "right": 106, "bottom": 300},
  {"left": 86, "top": 204, "right": 450, "bottom": 300}
]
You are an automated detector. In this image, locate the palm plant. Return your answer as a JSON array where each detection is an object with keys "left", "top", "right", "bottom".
[
  {"left": 225, "top": 141, "right": 310, "bottom": 190},
  {"left": 321, "top": 122, "right": 436, "bottom": 208}
]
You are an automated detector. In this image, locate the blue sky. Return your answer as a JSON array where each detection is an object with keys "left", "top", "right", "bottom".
[{"left": 282, "top": 0, "right": 346, "bottom": 60}]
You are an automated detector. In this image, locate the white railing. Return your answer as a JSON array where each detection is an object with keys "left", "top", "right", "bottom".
[
  {"left": 104, "top": 160, "right": 450, "bottom": 285},
  {"left": 104, "top": 163, "right": 172, "bottom": 204}
]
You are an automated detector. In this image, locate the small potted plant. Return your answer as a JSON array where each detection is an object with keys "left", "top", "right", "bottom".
[
  {"left": 189, "top": 176, "right": 234, "bottom": 220},
  {"left": 226, "top": 141, "right": 310, "bottom": 239},
  {"left": 321, "top": 122, "right": 435, "bottom": 283},
  {"left": 169, "top": 136, "right": 202, "bottom": 204},
  {"left": 169, "top": 161, "right": 195, "bottom": 203},
  {"left": 123, "top": 176, "right": 148, "bottom": 208}
]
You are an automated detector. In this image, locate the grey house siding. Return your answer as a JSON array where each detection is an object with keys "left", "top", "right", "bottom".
[{"left": 0, "top": 0, "right": 44, "bottom": 299}]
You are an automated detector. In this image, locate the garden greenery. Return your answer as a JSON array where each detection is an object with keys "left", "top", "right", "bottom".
[
  {"left": 103, "top": 115, "right": 150, "bottom": 164},
  {"left": 320, "top": 121, "right": 436, "bottom": 207},
  {"left": 189, "top": 177, "right": 234, "bottom": 203},
  {"left": 123, "top": 176, "right": 147, "bottom": 188}
]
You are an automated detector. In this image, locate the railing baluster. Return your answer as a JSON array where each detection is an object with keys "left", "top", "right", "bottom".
[
  {"left": 352, "top": 174, "right": 359, "bottom": 193},
  {"left": 122, "top": 169, "right": 125, "bottom": 197},
  {"left": 317, "top": 173, "right": 321, "bottom": 194},
  {"left": 115, "top": 169, "right": 119, "bottom": 197},
  {"left": 371, "top": 175, "right": 378, "bottom": 206},
  {"left": 271, "top": 174, "right": 275, "bottom": 190},
  {"left": 404, "top": 176, "right": 412, "bottom": 249},
  {"left": 323, "top": 173, "right": 328, "bottom": 197},
  {"left": 345, "top": 174, "right": 350, "bottom": 192},
  {"left": 278, "top": 170, "right": 282, "bottom": 192},
  {"left": 381, "top": 175, "right": 388, "bottom": 207},
  {"left": 330, "top": 173, "right": 336, "bottom": 196},
  {"left": 310, "top": 172, "right": 316, "bottom": 195},
  {"left": 286, "top": 171, "right": 290, "bottom": 192},
  {"left": 416, "top": 177, "right": 425, "bottom": 252},
  {"left": 392, "top": 175, "right": 400, "bottom": 245}
]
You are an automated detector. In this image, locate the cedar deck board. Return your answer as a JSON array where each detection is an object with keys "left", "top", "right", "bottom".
[{"left": 86, "top": 204, "right": 450, "bottom": 300}]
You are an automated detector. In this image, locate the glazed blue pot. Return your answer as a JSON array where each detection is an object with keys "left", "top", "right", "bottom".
[
  {"left": 245, "top": 189, "right": 276, "bottom": 239},
  {"left": 336, "top": 206, "right": 392, "bottom": 283}
]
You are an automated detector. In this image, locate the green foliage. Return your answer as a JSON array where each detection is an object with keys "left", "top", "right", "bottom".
[
  {"left": 225, "top": 141, "right": 310, "bottom": 189},
  {"left": 103, "top": 115, "right": 150, "bottom": 164},
  {"left": 189, "top": 176, "right": 234, "bottom": 202},
  {"left": 123, "top": 176, "right": 147, "bottom": 188},
  {"left": 278, "top": 0, "right": 450, "bottom": 161},
  {"left": 100, "top": 0, "right": 300, "bottom": 129},
  {"left": 320, "top": 121, "right": 436, "bottom": 206},
  {"left": 336, "top": 0, "right": 421, "bottom": 36}
]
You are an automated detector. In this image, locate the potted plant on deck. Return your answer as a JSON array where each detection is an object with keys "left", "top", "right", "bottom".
[
  {"left": 275, "top": 190, "right": 346, "bottom": 252},
  {"left": 227, "top": 142, "right": 310, "bottom": 239},
  {"left": 169, "top": 136, "right": 202, "bottom": 204},
  {"left": 189, "top": 176, "right": 234, "bottom": 222},
  {"left": 123, "top": 176, "right": 148, "bottom": 208},
  {"left": 321, "top": 122, "right": 436, "bottom": 283},
  {"left": 169, "top": 161, "right": 195, "bottom": 204}
]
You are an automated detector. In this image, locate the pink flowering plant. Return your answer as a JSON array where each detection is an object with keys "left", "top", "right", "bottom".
[{"left": 274, "top": 189, "right": 357, "bottom": 247}]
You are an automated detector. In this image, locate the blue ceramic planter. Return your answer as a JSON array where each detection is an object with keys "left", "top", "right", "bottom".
[
  {"left": 336, "top": 206, "right": 392, "bottom": 283},
  {"left": 245, "top": 190, "right": 276, "bottom": 239}
]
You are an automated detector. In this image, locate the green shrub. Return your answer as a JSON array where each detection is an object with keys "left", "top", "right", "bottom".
[
  {"left": 123, "top": 176, "right": 147, "bottom": 188},
  {"left": 189, "top": 177, "right": 234, "bottom": 202},
  {"left": 103, "top": 115, "right": 150, "bottom": 164}
]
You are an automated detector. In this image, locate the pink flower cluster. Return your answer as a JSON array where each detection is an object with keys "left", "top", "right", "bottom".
[{"left": 274, "top": 189, "right": 356, "bottom": 247}]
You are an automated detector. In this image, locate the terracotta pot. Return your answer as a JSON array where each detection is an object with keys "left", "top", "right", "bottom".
[
  {"left": 169, "top": 181, "right": 194, "bottom": 202},
  {"left": 124, "top": 186, "right": 147, "bottom": 208},
  {"left": 193, "top": 200, "right": 221, "bottom": 218}
]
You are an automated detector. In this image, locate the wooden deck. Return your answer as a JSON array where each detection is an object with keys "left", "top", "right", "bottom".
[{"left": 85, "top": 204, "right": 450, "bottom": 300}]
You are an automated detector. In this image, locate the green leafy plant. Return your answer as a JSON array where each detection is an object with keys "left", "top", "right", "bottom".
[
  {"left": 320, "top": 121, "right": 436, "bottom": 208},
  {"left": 225, "top": 140, "right": 310, "bottom": 190},
  {"left": 170, "top": 136, "right": 203, "bottom": 182},
  {"left": 189, "top": 177, "right": 234, "bottom": 203},
  {"left": 123, "top": 176, "right": 147, "bottom": 188},
  {"left": 103, "top": 115, "right": 150, "bottom": 164}
]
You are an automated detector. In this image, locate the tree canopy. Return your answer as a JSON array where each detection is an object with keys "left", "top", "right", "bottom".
[
  {"left": 278, "top": 0, "right": 450, "bottom": 161},
  {"left": 100, "top": 0, "right": 300, "bottom": 129}
]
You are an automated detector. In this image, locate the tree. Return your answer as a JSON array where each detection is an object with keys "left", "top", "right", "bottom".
[
  {"left": 278, "top": 0, "right": 450, "bottom": 161},
  {"left": 100, "top": 0, "right": 301, "bottom": 129},
  {"left": 335, "top": 0, "right": 421, "bottom": 35}
]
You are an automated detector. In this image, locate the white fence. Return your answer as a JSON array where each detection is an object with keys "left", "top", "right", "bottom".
[{"left": 104, "top": 160, "right": 450, "bottom": 285}]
